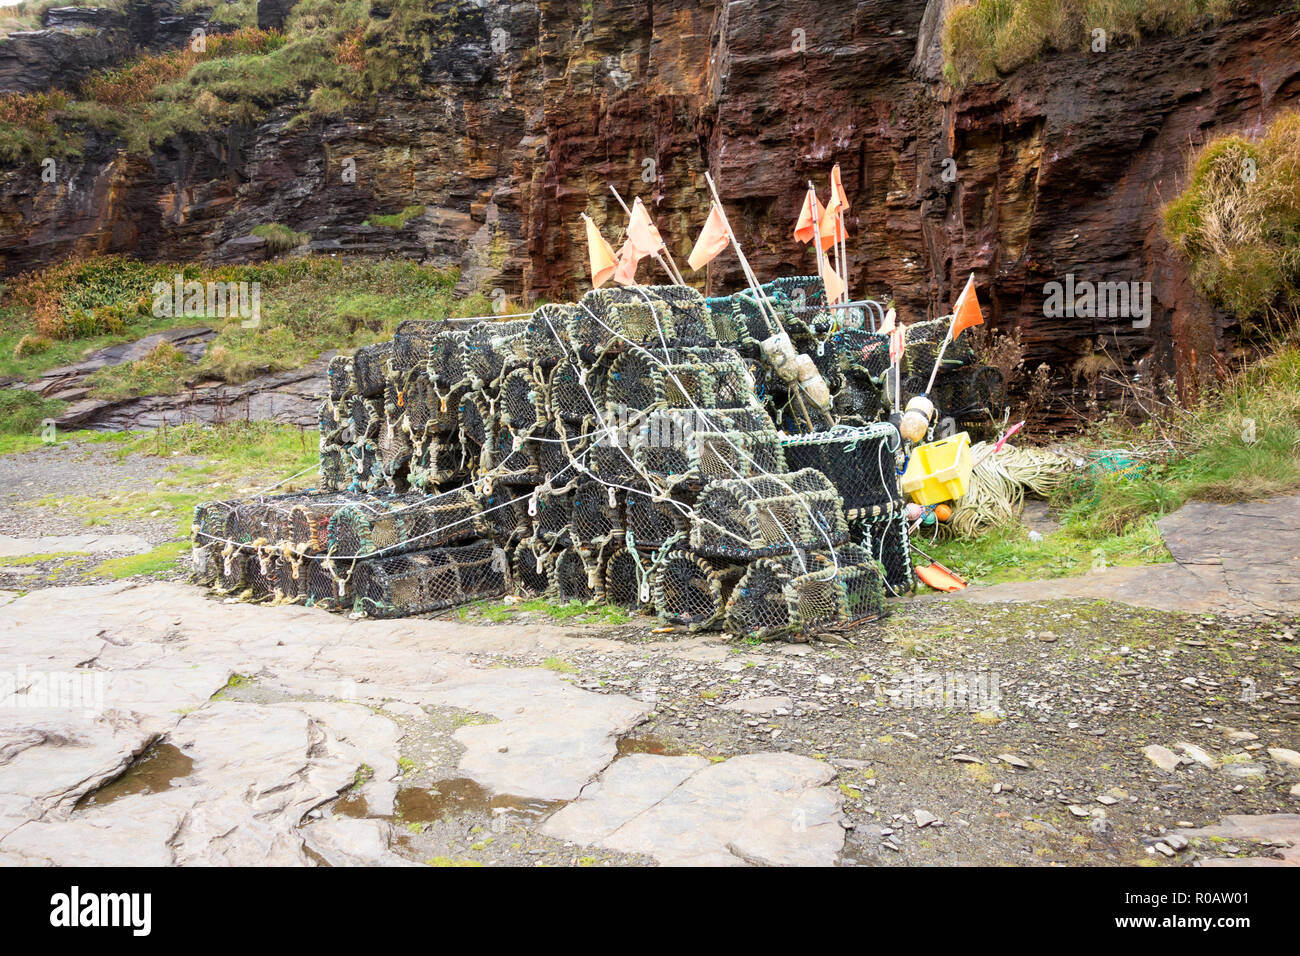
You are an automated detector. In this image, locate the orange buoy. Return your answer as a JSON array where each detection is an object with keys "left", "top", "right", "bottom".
[{"left": 934, "top": 503, "right": 952, "bottom": 522}]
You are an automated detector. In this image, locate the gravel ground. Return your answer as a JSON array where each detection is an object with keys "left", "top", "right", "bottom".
[{"left": 3, "top": 441, "right": 1298, "bottom": 865}]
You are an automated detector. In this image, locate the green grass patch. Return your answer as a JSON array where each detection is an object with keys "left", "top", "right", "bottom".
[
  {"left": 942, "top": 0, "right": 1236, "bottom": 87},
  {"left": 0, "top": 551, "right": 88, "bottom": 567},
  {"left": 250, "top": 223, "right": 310, "bottom": 253},
  {"left": 365, "top": 205, "right": 426, "bottom": 229},
  {"left": 92, "top": 540, "right": 190, "bottom": 580},
  {"left": 542, "top": 656, "right": 579, "bottom": 674},
  {"left": 927, "top": 518, "right": 1169, "bottom": 585},
  {"left": 1164, "top": 108, "right": 1300, "bottom": 328},
  {"left": 0, "top": 389, "right": 66, "bottom": 437}
]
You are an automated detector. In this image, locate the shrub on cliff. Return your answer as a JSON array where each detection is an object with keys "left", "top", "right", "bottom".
[
  {"left": 1164, "top": 110, "right": 1300, "bottom": 328},
  {"left": 943, "top": 0, "right": 1238, "bottom": 86}
]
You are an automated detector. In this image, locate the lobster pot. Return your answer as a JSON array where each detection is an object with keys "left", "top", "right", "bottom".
[
  {"left": 477, "top": 487, "right": 531, "bottom": 546},
  {"left": 762, "top": 276, "right": 826, "bottom": 312},
  {"left": 730, "top": 291, "right": 777, "bottom": 347},
  {"left": 193, "top": 498, "right": 235, "bottom": 546},
  {"left": 392, "top": 319, "right": 445, "bottom": 375},
  {"left": 780, "top": 424, "right": 904, "bottom": 518},
  {"left": 401, "top": 374, "right": 437, "bottom": 449},
  {"left": 568, "top": 287, "right": 714, "bottom": 361},
  {"left": 635, "top": 406, "right": 786, "bottom": 484},
  {"left": 837, "top": 328, "right": 891, "bottom": 384},
  {"left": 284, "top": 493, "right": 361, "bottom": 554},
  {"left": 352, "top": 541, "right": 508, "bottom": 618},
  {"left": 531, "top": 421, "right": 578, "bottom": 484},
  {"left": 585, "top": 439, "right": 639, "bottom": 489},
  {"left": 223, "top": 500, "right": 277, "bottom": 546},
  {"left": 724, "top": 558, "right": 794, "bottom": 640},
  {"left": 602, "top": 541, "right": 652, "bottom": 612},
  {"left": 319, "top": 397, "right": 345, "bottom": 445},
  {"left": 328, "top": 355, "right": 357, "bottom": 407},
  {"left": 376, "top": 415, "right": 413, "bottom": 490},
  {"left": 703, "top": 295, "right": 748, "bottom": 348},
  {"left": 690, "top": 469, "right": 848, "bottom": 560},
  {"left": 191, "top": 542, "right": 221, "bottom": 586},
  {"left": 270, "top": 551, "right": 307, "bottom": 603},
  {"left": 511, "top": 536, "right": 553, "bottom": 597},
  {"left": 849, "top": 505, "right": 913, "bottom": 597},
  {"left": 408, "top": 438, "right": 467, "bottom": 491},
  {"left": 571, "top": 477, "right": 620, "bottom": 547},
  {"left": 351, "top": 341, "right": 393, "bottom": 398},
  {"left": 785, "top": 546, "right": 887, "bottom": 634},
  {"left": 903, "top": 316, "right": 975, "bottom": 374},
  {"left": 490, "top": 426, "right": 541, "bottom": 485},
  {"left": 552, "top": 544, "right": 602, "bottom": 603},
  {"left": 931, "top": 365, "right": 1005, "bottom": 431},
  {"left": 725, "top": 545, "right": 886, "bottom": 640},
  {"left": 320, "top": 442, "right": 350, "bottom": 491},
  {"left": 499, "top": 366, "right": 549, "bottom": 436},
  {"left": 524, "top": 304, "right": 574, "bottom": 367},
  {"left": 532, "top": 487, "right": 574, "bottom": 542},
  {"left": 301, "top": 556, "right": 344, "bottom": 610},
  {"left": 215, "top": 548, "right": 250, "bottom": 594},
  {"left": 346, "top": 393, "right": 383, "bottom": 441},
  {"left": 458, "top": 389, "right": 494, "bottom": 450},
  {"left": 464, "top": 320, "right": 529, "bottom": 389},
  {"left": 548, "top": 357, "right": 604, "bottom": 425},
  {"left": 652, "top": 551, "right": 740, "bottom": 631},
  {"left": 429, "top": 330, "right": 470, "bottom": 389},
  {"left": 605, "top": 346, "right": 754, "bottom": 414},
  {"left": 831, "top": 376, "right": 886, "bottom": 425},
  {"left": 325, "top": 490, "right": 481, "bottom": 561},
  {"left": 244, "top": 551, "right": 280, "bottom": 601},
  {"left": 624, "top": 483, "right": 691, "bottom": 550}
]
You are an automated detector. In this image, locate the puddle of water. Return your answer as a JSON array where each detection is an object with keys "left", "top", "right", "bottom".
[
  {"left": 76, "top": 742, "right": 194, "bottom": 809},
  {"left": 617, "top": 734, "right": 686, "bottom": 757},
  {"left": 334, "top": 778, "right": 561, "bottom": 824}
]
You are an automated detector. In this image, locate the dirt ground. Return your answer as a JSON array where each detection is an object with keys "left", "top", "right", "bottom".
[{"left": 1, "top": 440, "right": 1297, "bottom": 866}]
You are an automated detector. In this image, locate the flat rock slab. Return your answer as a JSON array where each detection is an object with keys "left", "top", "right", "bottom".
[
  {"left": 1171, "top": 814, "right": 1300, "bottom": 867},
  {"left": 543, "top": 752, "right": 844, "bottom": 866},
  {"left": 0, "top": 581, "right": 653, "bottom": 865},
  {"left": 425, "top": 668, "right": 649, "bottom": 802},
  {"left": 944, "top": 495, "right": 1300, "bottom": 617},
  {"left": 0, "top": 534, "right": 152, "bottom": 558},
  {"left": 717, "top": 695, "right": 794, "bottom": 715}
]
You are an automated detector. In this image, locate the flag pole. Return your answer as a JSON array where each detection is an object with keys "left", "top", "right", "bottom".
[
  {"left": 704, "top": 171, "right": 784, "bottom": 335},
  {"left": 607, "top": 184, "right": 683, "bottom": 286},
  {"left": 924, "top": 272, "right": 975, "bottom": 395},
  {"left": 808, "top": 182, "right": 832, "bottom": 304}
]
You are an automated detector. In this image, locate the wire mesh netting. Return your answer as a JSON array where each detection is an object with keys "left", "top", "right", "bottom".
[{"left": 196, "top": 282, "right": 939, "bottom": 634}]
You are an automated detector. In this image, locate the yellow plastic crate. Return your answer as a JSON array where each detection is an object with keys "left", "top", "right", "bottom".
[{"left": 901, "top": 432, "right": 973, "bottom": 505}]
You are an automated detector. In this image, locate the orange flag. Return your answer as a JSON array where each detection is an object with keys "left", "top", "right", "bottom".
[
  {"left": 583, "top": 214, "right": 619, "bottom": 288},
  {"left": 688, "top": 203, "right": 730, "bottom": 271},
  {"left": 819, "top": 256, "right": 845, "bottom": 304},
  {"left": 794, "top": 189, "right": 825, "bottom": 245},
  {"left": 612, "top": 239, "right": 639, "bottom": 286},
  {"left": 627, "top": 197, "right": 665, "bottom": 257},
  {"left": 829, "top": 163, "right": 850, "bottom": 212},
  {"left": 951, "top": 273, "right": 984, "bottom": 338}
]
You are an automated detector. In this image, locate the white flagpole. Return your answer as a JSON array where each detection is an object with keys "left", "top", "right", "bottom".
[
  {"left": 704, "top": 171, "right": 784, "bottom": 335},
  {"left": 925, "top": 272, "right": 973, "bottom": 395}
]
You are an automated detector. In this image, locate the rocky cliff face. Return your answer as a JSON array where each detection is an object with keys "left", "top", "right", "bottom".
[
  {"left": 0, "top": 1, "right": 210, "bottom": 94},
  {"left": 2, "top": 0, "right": 1297, "bottom": 408}
]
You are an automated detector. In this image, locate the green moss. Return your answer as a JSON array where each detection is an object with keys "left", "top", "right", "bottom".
[
  {"left": 365, "top": 205, "right": 426, "bottom": 229},
  {"left": 542, "top": 656, "right": 578, "bottom": 674},
  {"left": 91, "top": 540, "right": 190, "bottom": 579},
  {"left": 250, "top": 223, "right": 311, "bottom": 254}
]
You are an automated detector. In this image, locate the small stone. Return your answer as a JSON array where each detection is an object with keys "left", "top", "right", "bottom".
[
  {"left": 1096, "top": 794, "right": 1118, "bottom": 806},
  {"left": 913, "top": 809, "right": 939, "bottom": 828},
  {"left": 1223, "top": 764, "right": 1266, "bottom": 779},
  {"left": 997, "top": 753, "right": 1031, "bottom": 769},
  {"left": 1143, "top": 745, "right": 1182, "bottom": 773},
  {"left": 1289, "top": 783, "right": 1300, "bottom": 799},
  {"left": 1067, "top": 805, "right": 1090, "bottom": 818},
  {"left": 1267, "top": 748, "right": 1300, "bottom": 768},
  {"left": 1164, "top": 834, "right": 1189, "bottom": 852},
  {"left": 950, "top": 754, "right": 984, "bottom": 764},
  {"left": 1037, "top": 631, "right": 1057, "bottom": 643},
  {"left": 1177, "top": 742, "right": 1218, "bottom": 769},
  {"left": 1154, "top": 842, "right": 1176, "bottom": 857}
]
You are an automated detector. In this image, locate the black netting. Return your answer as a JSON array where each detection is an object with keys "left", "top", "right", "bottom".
[
  {"left": 849, "top": 506, "right": 913, "bottom": 597},
  {"left": 690, "top": 468, "right": 847, "bottom": 561},
  {"left": 652, "top": 551, "right": 740, "bottom": 631},
  {"left": 511, "top": 536, "right": 553, "bottom": 597},
  {"left": 571, "top": 476, "right": 620, "bottom": 546},
  {"left": 353, "top": 541, "right": 508, "bottom": 618},
  {"left": 393, "top": 319, "right": 445, "bottom": 375},
  {"left": 553, "top": 544, "right": 601, "bottom": 603},
  {"left": 781, "top": 424, "right": 904, "bottom": 519},
  {"left": 352, "top": 342, "right": 393, "bottom": 398},
  {"left": 525, "top": 304, "right": 574, "bottom": 367},
  {"left": 602, "top": 542, "right": 650, "bottom": 611},
  {"left": 328, "top": 355, "right": 356, "bottom": 405},
  {"left": 624, "top": 482, "right": 690, "bottom": 550}
]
